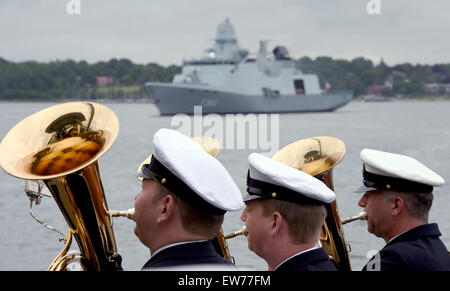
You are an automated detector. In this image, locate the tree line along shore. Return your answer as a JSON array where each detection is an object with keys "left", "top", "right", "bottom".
[{"left": 0, "top": 57, "right": 449, "bottom": 101}]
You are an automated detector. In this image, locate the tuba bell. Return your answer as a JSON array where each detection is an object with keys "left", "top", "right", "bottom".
[
  {"left": 271, "top": 136, "right": 351, "bottom": 270},
  {"left": 0, "top": 102, "right": 122, "bottom": 271}
]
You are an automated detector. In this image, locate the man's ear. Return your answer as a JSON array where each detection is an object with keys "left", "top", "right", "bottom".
[
  {"left": 391, "top": 196, "right": 405, "bottom": 216},
  {"left": 157, "top": 194, "right": 175, "bottom": 223},
  {"left": 270, "top": 211, "right": 283, "bottom": 236}
]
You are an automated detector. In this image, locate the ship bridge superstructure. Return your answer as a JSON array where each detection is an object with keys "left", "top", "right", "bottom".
[{"left": 174, "top": 18, "right": 321, "bottom": 96}]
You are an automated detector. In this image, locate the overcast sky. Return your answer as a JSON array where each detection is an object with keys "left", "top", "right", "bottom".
[{"left": 0, "top": 0, "right": 449, "bottom": 66}]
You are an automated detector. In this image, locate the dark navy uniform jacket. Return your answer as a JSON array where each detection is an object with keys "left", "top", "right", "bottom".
[
  {"left": 363, "top": 223, "right": 450, "bottom": 271},
  {"left": 274, "top": 247, "right": 337, "bottom": 271},
  {"left": 141, "top": 240, "right": 234, "bottom": 270}
]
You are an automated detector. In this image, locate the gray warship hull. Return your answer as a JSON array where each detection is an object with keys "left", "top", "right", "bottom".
[{"left": 146, "top": 82, "right": 353, "bottom": 115}]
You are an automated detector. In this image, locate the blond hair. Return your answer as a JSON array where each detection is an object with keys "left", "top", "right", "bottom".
[
  {"left": 152, "top": 182, "right": 224, "bottom": 238},
  {"left": 259, "top": 198, "right": 327, "bottom": 244}
]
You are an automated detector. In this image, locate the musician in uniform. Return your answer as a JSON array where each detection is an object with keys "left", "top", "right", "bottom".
[
  {"left": 240, "top": 153, "right": 338, "bottom": 271},
  {"left": 134, "top": 128, "right": 244, "bottom": 270},
  {"left": 355, "top": 148, "right": 450, "bottom": 271}
]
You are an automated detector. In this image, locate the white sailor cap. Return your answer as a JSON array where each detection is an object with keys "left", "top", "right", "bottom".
[
  {"left": 354, "top": 148, "right": 445, "bottom": 193},
  {"left": 243, "top": 153, "right": 335, "bottom": 204},
  {"left": 137, "top": 129, "right": 244, "bottom": 214}
]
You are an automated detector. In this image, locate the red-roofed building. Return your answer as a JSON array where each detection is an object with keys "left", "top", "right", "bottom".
[
  {"left": 96, "top": 76, "right": 113, "bottom": 87},
  {"left": 367, "top": 84, "right": 391, "bottom": 96}
]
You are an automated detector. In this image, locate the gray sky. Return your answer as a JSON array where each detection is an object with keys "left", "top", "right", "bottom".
[{"left": 0, "top": 0, "right": 449, "bottom": 66}]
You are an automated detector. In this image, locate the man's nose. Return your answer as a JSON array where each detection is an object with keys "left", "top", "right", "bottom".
[{"left": 358, "top": 193, "right": 368, "bottom": 208}]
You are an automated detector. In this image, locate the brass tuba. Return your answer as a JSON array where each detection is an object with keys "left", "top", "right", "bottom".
[
  {"left": 271, "top": 136, "right": 351, "bottom": 270},
  {"left": 0, "top": 102, "right": 122, "bottom": 271}
]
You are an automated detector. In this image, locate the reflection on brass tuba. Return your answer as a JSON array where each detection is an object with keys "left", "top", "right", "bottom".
[{"left": 0, "top": 102, "right": 122, "bottom": 271}]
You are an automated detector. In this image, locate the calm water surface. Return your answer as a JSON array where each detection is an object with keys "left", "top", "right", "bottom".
[{"left": 1, "top": 100, "right": 449, "bottom": 270}]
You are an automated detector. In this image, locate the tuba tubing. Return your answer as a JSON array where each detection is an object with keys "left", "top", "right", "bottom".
[
  {"left": 0, "top": 102, "right": 122, "bottom": 271},
  {"left": 319, "top": 168, "right": 352, "bottom": 271},
  {"left": 45, "top": 161, "right": 122, "bottom": 270}
]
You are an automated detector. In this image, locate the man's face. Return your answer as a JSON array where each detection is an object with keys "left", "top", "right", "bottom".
[
  {"left": 134, "top": 179, "right": 160, "bottom": 247},
  {"left": 358, "top": 190, "right": 392, "bottom": 239},
  {"left": 240, "top": 199, "right": 272, "bottom": 257}
]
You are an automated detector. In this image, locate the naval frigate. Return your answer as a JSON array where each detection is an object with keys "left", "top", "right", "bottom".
[{"left": 145, "top": 18, "right": 353, "bottom": 115}]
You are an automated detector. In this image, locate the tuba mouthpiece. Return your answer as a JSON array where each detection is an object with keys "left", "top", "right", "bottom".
[
  {"left": 109, "top": 208, "right": 135, "bottom": 221},
  {"left": 341, "top": 211, "right": 367, "bottom": 225},
  {"left": 223, "top": 226, "right": 248, "bottom": 239}
]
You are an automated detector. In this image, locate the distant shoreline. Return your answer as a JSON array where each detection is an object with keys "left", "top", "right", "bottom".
[
  {"left": 353, "top": 96, "right": 450, "bottom": 102},
  {"left": 0, "top": 98, "right": 154, "bottom": 103}
]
